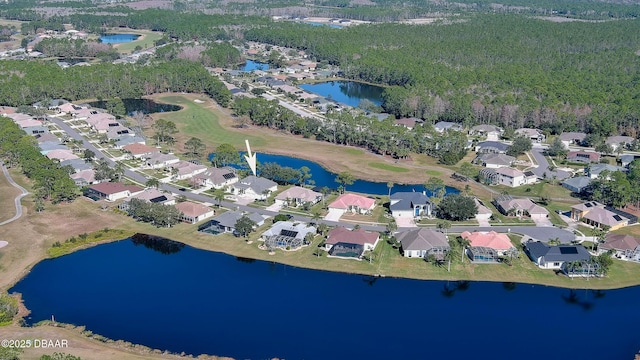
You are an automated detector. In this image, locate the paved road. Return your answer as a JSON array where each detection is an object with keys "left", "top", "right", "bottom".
[
  {"left": 530, "top": 147, "right": 571, "bottom": 180},
  {"left": 261, "top": 93, "right": 323, "bottom": 120},
  {"left": 48, "top": 116, "right": 577, "bottom": 241},
  {"left": 0, "top": 162, "right": 30, "bottom": 226}
]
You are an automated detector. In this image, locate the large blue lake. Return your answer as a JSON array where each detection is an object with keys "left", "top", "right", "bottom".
[
  {"left": 300, "top": 81, "right": 384, "bottom": 107},
  {"left": 10, "top": 236, "right": 640, "bottom": 360},
  {"left": 242, "top": 59, "right": 269, "bottom": 71},
  {"left": 210, "top": 152, "right": 456, "bottom": 196},
  {"left": 99, "top": 33, "right": 140, "bottom": 44}
]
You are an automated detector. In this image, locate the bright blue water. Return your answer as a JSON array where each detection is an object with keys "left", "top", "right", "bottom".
[
  {"left": 209, "top": 152, "right": 457, "bottom": 196},
  {"left": 10, "top": 237, "right": 640, "bottom": 360},
  {"left": 303, "top": 21, "right": 343, "bottom": 29},
  {"left": 99, "top": 33, "right": 140, "bottom": 44},
  {"left": 300, "top": 81, "right": 384, "bottom": 107},
  {"left": 242, "top": 59, "right": 270, "bottom": 71}
]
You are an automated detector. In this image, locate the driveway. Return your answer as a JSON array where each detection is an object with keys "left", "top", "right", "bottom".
[
  {"left": 324, "top": 208, "right": 344, "bottom": 221},
  {"left": 532, "top": 217, "right": 553, "bottom": 227},
  {"left": 266, "top": 202, "right": 283, "bottom": 212},
  {"left": 529, "top": 148, "right": 571, "bottom": 180},
  {"left": 394, "top": 216, "right": 416, "bottom": 228}
]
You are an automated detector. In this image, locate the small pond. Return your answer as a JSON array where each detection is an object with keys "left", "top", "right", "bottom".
[
  {"left": 299, "top": 81, "right": 384, "bottom": 107},
  {"left": 99, "top": 33, "right": 141, "bottom": 44},
  {"left": 241, "top": 59, "right": 270, "bottom": 71}
]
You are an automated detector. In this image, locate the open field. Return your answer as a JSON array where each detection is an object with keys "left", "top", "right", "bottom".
[
  {"left": 110, "top": 29, "right": 164, "bottom": 53},
  {"left": 144, "top": 93, "right": 494, "bottom": 199}
]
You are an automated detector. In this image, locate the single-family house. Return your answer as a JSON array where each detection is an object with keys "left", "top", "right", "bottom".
[
  {"left": 106, "top": 126, "right": 135, "bottom": 140},
  {"left": 231, "top": 176, "right": 278, "bottom": 200},
  {"left": 38, "top": 141, "right": 68, "bottom": 154},
  {"left": 60, "top": 158, "right": 93, "bottom": 173},
  {"left": 516, "top": 128, "right": 545, "bottom": 142},
  {"left": 587, "top": 163, "right": 627, "bottom": 179},
  {"left": 118, "top": 188, "right": 176, "bottom": 211},
  {"left": 325, "top": 226, "right": 380, "bottom": 259},
  {"left": 169, "top": 161, "right": 207, "bottom": 180},
  {"left": 201, "top": 211, "right": 265, "bottom": 234},
  {"left": 328, "top": 193, "right": 376, "bottom": 215},
  {"left": 175, "top": 201, "right": 215, "bottom": 224},
  {"left": 470, "top": 124, "right": 503, "bottom": 141},
  {"left": 475, "top": 141, "right": 510, "bottom": 154},
  {"left": 434, "top": 121, "right": 463, "bottom": 133},
  {"left": 146, "top": 152, "right": 180, "bottom": 169},
  {"left": 275, "top": 186, "right": 322, "bottom": 208},
  {"left": 570, "top": 201, "right": 629, "bottom": 230},
  {"left": 475, "top": 153, "right": 515, "bottom": 168},
  {"left": 619, "top": 154, "right": 638, "bottom": 168},
  {"left": 599, "top": 234, "right": 640, "bottom": 261},
  {"left": 86, "top": 182, "right": 144, "bottom": 202},
  {"left": 70, "top": 169, "right": 97, "bottom": 186},
  {"left": 389, "top": 192, "right": 432, "bottom": 218},
  {"left": 261, "top": 221, "right": 317, "bottom": 251},
  {"left": 192, "top": 167, "right": 239, "bottom": 189},
  {"left": 494, "top": 195, "right": 549, "bottom": 219},
  {"left": 46, "top": 149, "right": 79, "bottom": 162},
  {"left": 523, "top": 241, "right": 590, "bottom": 269},
  {"left": 461, "top": 231, "right": 515, "bottom": 256},
  {"left": 123, "top": 143, "right": 159, "bottom": 159},
  {"left": 22, "top": 125, "right": 49, "bottom": 135},
  {"left": 567, "top": 151, "right": 600, "bottom": 164},
  {"left": 394, "top": 118, "right": 423, "bottom": 130},
  {"left": 496, "top": 167, "right": 526, "bottom": 187},
  {"left": 34, "top": 133, "right": 59, "bottom": 143},
  {"left": 16, "top": 119, "right": 43, "bottom": 128},
  {"left": 562, "top": 176, "right": 592, "bottom": 194},
  {"left": 114, "top": 136, "right": 146, "bottom": 148},
  {"left": 559, "top": 132, "right": 587, "bottom": 148},
  {"left": 6, "top": 113, "right": 34, "bottom": 123},
  {"left": 396, "top": 228, "right": 450, "bottom": 259},
  {"left": 605, "top": 135, "right": 635, "bottom": 151}
]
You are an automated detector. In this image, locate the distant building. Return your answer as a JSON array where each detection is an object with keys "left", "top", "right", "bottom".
[
  {"left": 567, "top": 151, "right": 600, "bottom": 164},
  {"left": 559, "top": 132, "right": 586, "bottom": 148},
  {"left": 475, "top": 141, "right": 510, "bottom": 154},
  {"left": 515, "top": 128, "right": 545, "bottom": 142}
]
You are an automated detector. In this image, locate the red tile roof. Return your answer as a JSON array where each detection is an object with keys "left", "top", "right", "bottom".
[
  {"left": 89, "top": 182, "right": 143, "bottom": 195},
  {"left": 461, "top": 231, "right": 514, "bottom": 251},
  {"left": 123, "top": 143, "right": 159, "bottom": 156},
  {"left": 329, "top": 193, "right": 375, "bottom": 210},
  {"left": 175, "top": 201, "right": 213, "bottom": 218}
]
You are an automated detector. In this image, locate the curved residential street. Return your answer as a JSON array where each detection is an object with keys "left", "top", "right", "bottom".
[{"left": 0, "top": 162, "right": 30, "bottom": 226}]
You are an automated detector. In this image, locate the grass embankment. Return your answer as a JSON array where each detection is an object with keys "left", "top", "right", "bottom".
[
  {"left": 47, "top": 229, "right": 137, "bottom": 258},
  {"left": 143, "top": 94, "right": 491, "bottom": 197},
  {"left": 107, "top": 28, "right": 164, "bottom": 54}
]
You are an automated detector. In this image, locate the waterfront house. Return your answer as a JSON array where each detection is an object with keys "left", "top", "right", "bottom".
[
  {"left": 201, "top": 211, "right": 265, "bottom": 234},
  {"left": 275, "top": 186, "right": 322, "bottom": 208},
  {"left": 494, "top": 195, "right": 549, "bottom": 220},
  {"left": 389, "top": 191, "right": 432, "bottom": 218},
  {"left": 328, "top": 193, "right": 376, "bottom": 215},
  {"left": 567, "top": 151, "right": 600, "bottom": 164},
  {"left": 118, "top": 188, "right": 176, "bottom": 211},
  {"left": 261, "top": 221, "right": 317, "bottom": 251},
  {"left": 570, "top": 201, "right": 629, "bottom": 230},
  {"left": 561, "top": 176, "right": 592, "bottom": 194},
  {"left": 325, "top": 226, "right": 380, "bottom": 259},
  {"left": 559, "top": 132, "right": 587, "bottom": 148},
  {"left": 523, "top": 241, "right": 590, "bottom": 269},
  {"left": 515, "top": 128, "right": 545, "bottom": 142},
  {"left": 231, "top": 176, "right": 278, "bottom": 200},
  {"left": 192, "top": 167, "right": 239, "bottom": 190},
  {"left": 605, "top": 135, "right": 635, "bottom": 151},
  {"left": 87, "top": 182, "right": 144, "bottom": 202},
  {"left": 396, "top": 228, "right": 449, "bottom": 259},
  {"left": 599, "top": 234, "right": 640, "bottom": 262},
  {"left": 475, "top": 153, "right": 515, "bottom": 168},
  {"left": 475, "top": 141, "right": 510, "bottom": 154},
  {"left": 175, "top": 201, "right": 215, "bottom": 224},
  {"left": 123, "top": 143, "right": 160, "bottom": 159},
  {"left": 461, "top": 231, "right": 515, "bottom": 256}
]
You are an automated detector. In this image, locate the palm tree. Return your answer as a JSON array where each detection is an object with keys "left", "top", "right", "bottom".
[
  {"left": 457, "top": 236, "right": 471, "bottom": 263},
  {"left": 311, "top": 210, "right": 322, "bottom": 225},
  {"left": 213, "top": 188, "right": 225, "bottom": 207},
  {"left": 145, "top": 178, "right": 160, "bottom": 189},
  {"left": 387, "top": 181, "right": 394, "bottom": 197},
  {"left": 436, "top": 220, "right": 451, "bottom": 237}
]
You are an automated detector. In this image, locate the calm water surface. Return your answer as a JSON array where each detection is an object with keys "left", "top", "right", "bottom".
[
  {"left": 99, "top": 33, "right": 140, "bottom": 44},
  {"left": 10, "top": 236, "right": 640, "bottom": 360},
  {"left": 300, "top": 81, "right": 384, "bottom": 107},
  {"left": 242, "top": 60, "right": 270, "bottom": 71},
  {"left": 210, "top": 152, "right": 457, "bottom": 195}
]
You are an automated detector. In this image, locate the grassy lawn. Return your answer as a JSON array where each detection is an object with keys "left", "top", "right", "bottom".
[
  {"left": 545, "top": 201, "right": 571, "bottom": 227},
  {"left": 425, "top": 169, "right": 442, "bottom": 176},
  {"left": 344, "top": 148, "right": 364, "bottom": 155},
  {"left": 368, "top": 162, "right": 410, "bottom": 172},
  {"left": 610, "top": 223, "right": 640, "bottom": 237},
  {"left": 111, "top": 29, "right": 164, "bottom": 54},
  {"left": 496, "top": 182, "right": 576, "bottom": 201}
]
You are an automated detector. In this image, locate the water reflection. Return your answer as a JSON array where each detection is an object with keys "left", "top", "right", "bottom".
[{"left": 131, "top": 234, "right": 185, "bottom": 255}]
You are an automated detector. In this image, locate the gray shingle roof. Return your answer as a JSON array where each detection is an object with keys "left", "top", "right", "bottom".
[
  {"left": 211, "top": 211, "right": 264, "bottom": 228},
  {"left": 397, "top": 228, "right": 449, "bottom": 252},
  {"left": 562, "top": 176, "right": 592, "bottom": 190},
  {"left": 524, "top": 241, "right": 590, "bottom": 263},
  {"left": 390, "top": 192, "right": 430, "bottom": 211},
  {"left": 476, "top": 141, "right": 510, "bottom": 152},
  {"left": 235, "top": 176, "right": 277, "bottom": 194}
]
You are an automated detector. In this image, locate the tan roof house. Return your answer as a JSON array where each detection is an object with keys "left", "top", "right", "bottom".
[
  {"left": 123, "top": 143, "right": 160, "bottom": 159},
  {"left": 169, "top": 161, "right": 207, "bottom": 180},
  {"left": 192, "top": 167, "right": 239, "bottom": 189},
  {"left": 275, "top": 186, "right": 322, "bottom": 207},
  {"left": 87, "top": 182, "right": 144, "bottom": 202},
  {"left": 175, "top": 201, "right": 215, "bottom": 224},
  {"left": 600, "top": 234, "right": 640, "bottom": 261},
  {"left": 570, "top": 201, "right": 629, "bottom": 230},
  {"left": 494, "top": 195, "right": 549, "bottom": 220}
]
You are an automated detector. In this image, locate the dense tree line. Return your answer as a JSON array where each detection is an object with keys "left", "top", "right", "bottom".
[
  {"left": 34, "top": 38, "right": 119, "bottom": 61},
  {"left": 126, "top": 198, "right": 182, "bottom": 228},
  {"left": 0, "top": 118, "right": 78, "bottom": 204},
  {"left": 244, "top": 15, "right": 640, "bottom": 136},
  {"left": 155, "top": 41, "right": 243, "bottom": 68},
  {"left": 0, "top": 59, "right": 231, "bottom": 107},
  {"left": 258, "top": 162, "right": 312, "bottom": 185},
  {"left": 233, "top": 97, "right": 467, "bottom": 163}
]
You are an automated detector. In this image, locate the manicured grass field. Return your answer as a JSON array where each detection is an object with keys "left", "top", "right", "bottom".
[
  {"left": 368, "top": 162, "right": 409, "bottom": 172},
  {"left": 425, "top": 169, "right": 442, "bottom": 176},
  {"left": 112, "top": 30, "right": 164, "bottom": 54}
]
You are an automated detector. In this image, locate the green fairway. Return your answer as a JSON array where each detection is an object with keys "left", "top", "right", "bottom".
[
  {"left": 368, "top": 162, "right": 409, "bottom": 172},
  {"left": 114, "top": 30, "right": 164, "bottom": 53}
]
